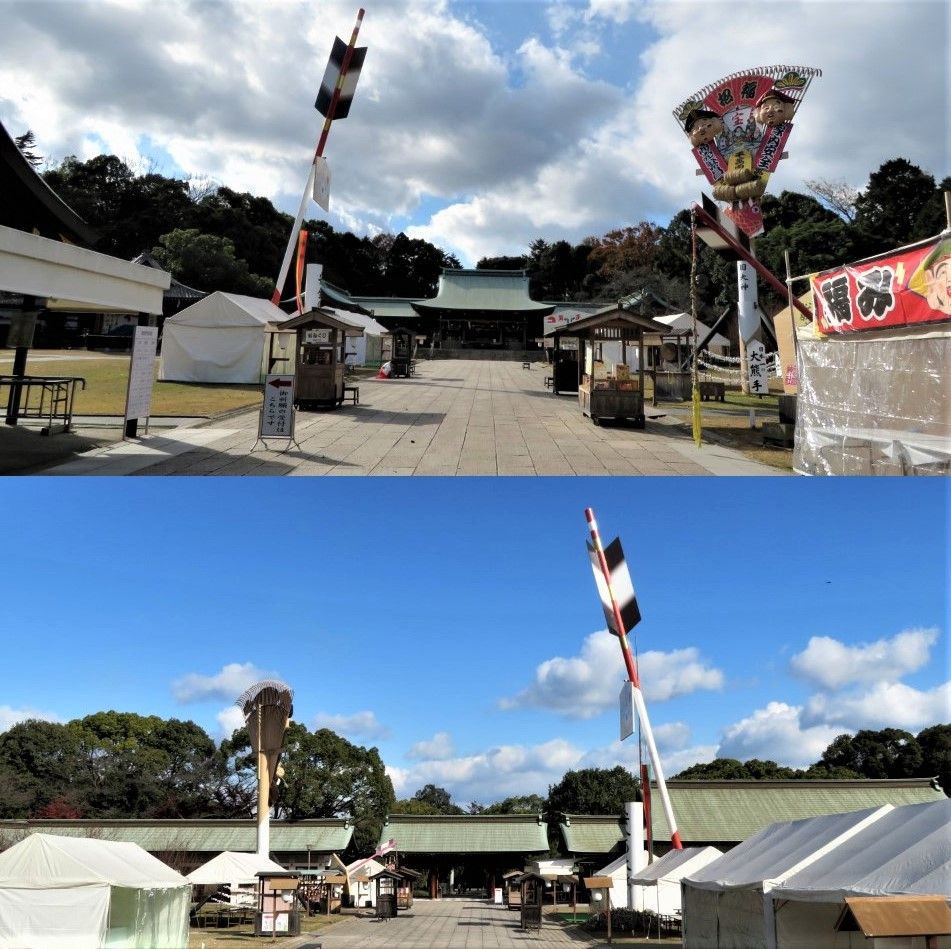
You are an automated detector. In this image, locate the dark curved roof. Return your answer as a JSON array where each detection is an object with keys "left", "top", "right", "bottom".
[{"left": 0, "top": 119, "right": 97, "bottom": 246}]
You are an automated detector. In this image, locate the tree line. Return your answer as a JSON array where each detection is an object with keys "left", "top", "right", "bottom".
[
  {"left": 2, "top": 713, "right": 944, "bottom": 858},
  {"left": 20, "top": 134, "right": 949, "bottom": 319}
]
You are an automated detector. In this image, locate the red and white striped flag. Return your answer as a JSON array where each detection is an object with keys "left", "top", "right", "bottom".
[
  {"left": 587, "top": 537, "right": 640, "bottom": 636},
  {"left": 315, "top": 36, "right": 367, "bottom": 119}
]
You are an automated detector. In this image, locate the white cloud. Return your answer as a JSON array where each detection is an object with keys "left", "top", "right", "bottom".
[
  {"left": 407, "top": 731, "right": 455, "bottom": 761},
  {"left": 500, "top": 630, "right": 723, "bottom": 718},
  {"left": 172, "top": 662, "right": 271, "bottom": 703},
  {"left": 803, "top": 681, "right": 951, "bottom": 731},
  {"left": 790, "top": 628, "right": 940, "bottom": 689},
  {"left": 388, "top": 738, "right": 583, "bottom": 803},
  {"left": 311, "top": 710, "right": 390, "bottom": 741},
  {"left": 0, "top": 705, "right": 63, "bottom": 732},
  {"left": 215, "top": 706, "right": 247, "bottom": 741},
  {"left": 717, "top": 701, "right": 843, "bottom": 768}
]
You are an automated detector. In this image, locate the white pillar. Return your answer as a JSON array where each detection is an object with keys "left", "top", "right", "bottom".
[{"left": 626, "top": 801, "right": 645, "bottom": 911}]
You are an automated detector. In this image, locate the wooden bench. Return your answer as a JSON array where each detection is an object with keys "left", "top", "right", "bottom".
[
  {"left": 342, "top": 385, "right": 359, "bottom": 405},
  {"left": 699, "top": 381, "right": 726, "bottom": 402}
]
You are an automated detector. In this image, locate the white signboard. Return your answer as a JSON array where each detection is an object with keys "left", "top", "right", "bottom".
[
  {"left": 124, "top": 325, "right": 159, "bottom": 421},
  {"left": 312, "top": 157, "right": 331, "bottom": 211},
  {"left": 747, "top": 338, "right": 770, "bottom": 394},
  {"left": 620, "top": 682, "right": 635, "bottom": 741},
  {"left": 304, "top": 328, "right": 332, "bottom": 344},
  {"left": 259, "top": 374, "right": 296, "bottom": 439}
]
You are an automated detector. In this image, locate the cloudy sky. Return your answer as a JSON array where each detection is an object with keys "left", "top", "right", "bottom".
[
  {"left": 1, "top": 0, "right": 947, "bottom": 268},
  {"left": 3, "top": 478, "right": 947, "bottom": 806}
]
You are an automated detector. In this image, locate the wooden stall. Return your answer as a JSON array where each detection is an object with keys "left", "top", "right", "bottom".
[
  {"left": 517, "top": 871, "right": 545, "bottom": 931},
  {"left": 550, "top": 307, "right": 670, "bottom": 427},
  {"left": 254, "top": 871, "right": 300, "bottom": 937},
  {"left": 276, "top": 308, "right": 364, "bottom": 409}
]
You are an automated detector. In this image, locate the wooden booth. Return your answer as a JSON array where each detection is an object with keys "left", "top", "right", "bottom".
[
  {"left": 550, "top": 307, "right": 670, "bottom": 427},
  {"left": 390, "top": 326, "right": 415, "bottom": 378},
  {"left": 516, "top": 871, "right": 545, "bottom": 931},
  {"left": 374, "top": 867, "right": 403, "bottom": 918},
  {"left": 277, "top": 308, "right": 364, "bottom": 409},
  {"left": 255, "top": 871, "right": 300, "bottom": 937}
]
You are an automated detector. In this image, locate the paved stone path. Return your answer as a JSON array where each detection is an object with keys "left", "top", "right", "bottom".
[
  {"left": 298, "top": 899, "right": 599, "bottom": 949},
  {"left": 44, "top": 360, "right": 785, "bottom": 476}
]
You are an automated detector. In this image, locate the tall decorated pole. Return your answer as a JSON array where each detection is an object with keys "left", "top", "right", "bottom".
[
  {"left": 673, "top": 66, "right": 820, "bottom": 392},
  {"left": 271, "top": 9, "right": 367, "bottom": 306},
  {"left": 584, "top": 509, "right": 682, "bottom": 850},
  {"left": 235, "top": 680, "right": 294, "bottom": 857}
]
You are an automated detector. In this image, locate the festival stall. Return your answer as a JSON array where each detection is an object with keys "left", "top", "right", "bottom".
[
  {"left": 627, "top": 846, "right": 722, "bottom": 917},
  {"left": 0, "top": 833, "right": 190, "bottom": 949},
  {"left": 792, "top": 231, "right": 951, "bottom": 475},
  {"left": 187, "top": 850, "right": 287, "bottom": 906}
]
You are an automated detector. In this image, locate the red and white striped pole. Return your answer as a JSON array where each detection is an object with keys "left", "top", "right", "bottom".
[
  {"left": 585, "top": 508, "right": 683, "bottom": 850},
  {"left": 271, "top": 9, "right": 366, "bottom": 305}
]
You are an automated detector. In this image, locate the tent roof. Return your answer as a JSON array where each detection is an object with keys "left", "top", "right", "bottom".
[
  {"left": 187, "top": 850, "right": 286, "bottom": 885},
  {"left": 629, "top": 847, "right": 723, "bottom": 885},
  {"left": 775, "top": 799, "right": 951, "bottom": 901},
  {"left": 547, "top": 305, "right": 671, "bottom": 336},
  {"left": 836, "top": 896, "right": 951, "bottom": 937},
  {"left": 0, "top": 833, "right": 188, "bottom": 890},
  {"left": 379, "top": 814, "right": 549, "bottom": 854},
  {"left": 411, "top": 269, "right": 554, "bottom": 315},
  {"left": 167, "top": 291, "right": 290, "bottom": 328},
  {"left": 684, "top": 806, "right": 891, "bottom": 892},
  {"left": 652, "top": 313, "right": 730, "bottom": 347}
]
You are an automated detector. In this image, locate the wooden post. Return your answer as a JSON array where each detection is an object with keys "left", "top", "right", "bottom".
[{"left": 606, "top": 887, "right": 612, "bottom": 945}]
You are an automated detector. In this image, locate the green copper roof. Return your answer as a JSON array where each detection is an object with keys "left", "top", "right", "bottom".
[
  {"left": 412, "top": 270, "right": 554, "bottom": 315},
  {"left": 560, "top": 815, "right": 625, "bottom": 854},
  {"left": 351, "top": 296, "right": 422, "bottom": 320},
  {"left": 559, "top": 780, "right": 945, "bottom": 851},
  {"left": 653, "top": 779, "right": 946, "bottom": 844},
  {"left": 0, "top": 819, "right": 353, "bottom": 853},
  {"left": 380, "top": 814, "right": 549, "bottom": 854}
]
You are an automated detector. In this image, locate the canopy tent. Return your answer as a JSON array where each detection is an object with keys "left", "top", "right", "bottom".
[
  {"left": 681, "top": 805, "right": 891, "bottom": 948},
  {"left": 159, "top": 291, "right": 291, "bottom": 383},
  {"left": 0, "top": 832, "right": 189, "bottom": 949},
  {"left": 339, "top": 311, "right": 388, "bottom": 366},
  {"left": 187, "top": 850, "right": 286, "bottom": 905},
  {"left": 626, "top": 846, "right": 723, "bottom": 916},
  {"left": 767, "top": 800, "right": 951, "bottom": 949}
]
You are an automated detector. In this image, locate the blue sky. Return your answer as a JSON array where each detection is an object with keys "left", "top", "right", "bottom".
[
  {"left": 3, "top": 477, "right": 947, "bottom": 805},
  {"left": 0, "top": 0, "right": 947, "bottom": 268}
]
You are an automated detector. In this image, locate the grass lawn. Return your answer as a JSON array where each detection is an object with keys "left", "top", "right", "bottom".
[
  {"left": 188, "top": 912, "right": 345, "bottom": 948},
  {"left": 17, "top": 350, "right": 262, "bottom": 417}
]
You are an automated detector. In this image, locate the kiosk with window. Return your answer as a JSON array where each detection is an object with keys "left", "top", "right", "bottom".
[
  {"left": 279, "top": 309, "right": 363, "bottom": 408},
  {"left": 517, "top": 871, "right": 545, "bottom": 931},
  {"left": 255, "top": 871, "right": 300, "bottom": 936},
  {"left": 390, "top": 326, "right": 415, "bottom": 378}
]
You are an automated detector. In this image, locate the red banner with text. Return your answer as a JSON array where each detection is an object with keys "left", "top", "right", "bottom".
[{"left": 811, "top": 234, "right": 951, "bottom": 334}]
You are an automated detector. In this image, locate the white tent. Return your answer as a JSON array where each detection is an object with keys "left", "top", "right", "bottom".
[
  {"left": 187, "top": 850, "right": 286, "bottom": 905},
  {"left": 682, "top": 805, "right": 891, "bottom": 949},
  {"left": 0, "top": 832, "right": 190, "bottom": 949},
  {"left": 629, "top": 847, "right": 722, "bottom": 917},
  {"left": 653, "top": 313, "right": 730, "bottom": 351},
  {"left": 594, "top": 851, "right": 648, "bottom": 911},
  {"left": 159, "top": 291, "right": 291, "bottom": 383},
  {"left": 339, "top": 311, "right": 388, "bottom": 366},
  {"left": 768, "top": 800, "right": 951, "bottom": 949}
]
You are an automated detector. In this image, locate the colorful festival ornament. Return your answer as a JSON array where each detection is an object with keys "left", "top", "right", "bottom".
[{"left": 674, "top": 65, "right": 820, "bottom": 236}]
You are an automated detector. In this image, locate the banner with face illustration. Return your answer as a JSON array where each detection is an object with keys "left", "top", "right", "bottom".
[
  {"left": 811, "top": 233, "right": 951, "bottom": 333},
  {"left": 674, "top": 66, "right": 820, "bottom": 236}
]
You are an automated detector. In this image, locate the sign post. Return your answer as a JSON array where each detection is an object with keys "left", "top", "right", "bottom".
[
  {"left": 123, "top": 325, "right": 159, "bottom": 439},
  {"left": 254, "top": 374, "right": 300, "bottom": 452}
]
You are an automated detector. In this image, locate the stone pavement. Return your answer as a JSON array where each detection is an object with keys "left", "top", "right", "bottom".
[
  {"left": 40, "top": 360, "right": 787, "bottom": 476},
  {"left": 288, "top": 899, "right": 602, "bottom": 949}
]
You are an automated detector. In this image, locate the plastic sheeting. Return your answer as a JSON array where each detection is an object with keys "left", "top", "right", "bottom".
[{"left": 793, "top": 328, "right": 950, "bottom": 475}]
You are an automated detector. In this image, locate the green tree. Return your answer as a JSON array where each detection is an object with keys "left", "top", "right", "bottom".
[
  {"left": 0, "top": 720, "right": 81, "bottom": 817},
  {"left": 411, "top": 784, "right": 463, "bottom": 814},
  {"left": 546, "top": 766, "right": 639, "bottom": 815},
  {"left": 482, "top": 794, "right": 546, "bottom": 814},
  {"left": 151, "top": 228, "right": 271, "bottom": 295},
  {"left": 915, "top": 724, "right": 951, "bottom": 795},
  {"left": 854, "top": 158, "right": 937, "bottom": 247},
  {"left": 14, "top": 130, "right": 43, "bottom": 167},
  {"left": 819, "top": 728, "right": 923, "bottom": 779}
]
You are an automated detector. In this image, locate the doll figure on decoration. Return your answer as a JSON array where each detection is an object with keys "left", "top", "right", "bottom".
[
  {"left": 684, "top": 108, "right": 724, "bottom": 147},
  {"left": 754, "top": 88, "right": 796, "bottom": 127}
]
